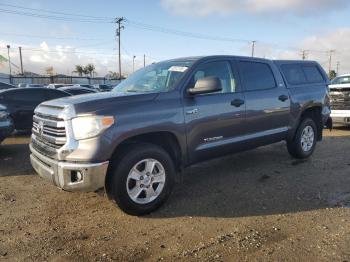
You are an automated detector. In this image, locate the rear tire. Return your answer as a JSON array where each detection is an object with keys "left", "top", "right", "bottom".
[
  {"left": 287, "top": 118, "right": 317, "bottom": 159},
  {"left": 107, "top": 143, "right": 175, "bottom": 216}
]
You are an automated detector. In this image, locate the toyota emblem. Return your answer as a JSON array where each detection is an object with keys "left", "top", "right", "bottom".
[{"left": 38, "top": 121, "right": 44, "bottom": 136}]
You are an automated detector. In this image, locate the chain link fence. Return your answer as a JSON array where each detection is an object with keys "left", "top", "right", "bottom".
[{"left": 1, "top": 74, "right": 121, "bottom": 86}]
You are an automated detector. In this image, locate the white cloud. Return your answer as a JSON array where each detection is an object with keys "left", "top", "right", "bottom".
[
  {"left": 0, "top": 41, "right": 154, "bottom": 76},
  {"left": 161, "top": 0, "right": 349, "bottom": 16},
  {"left": 276, "top": 28, "right": 350, "bottom": 74}
]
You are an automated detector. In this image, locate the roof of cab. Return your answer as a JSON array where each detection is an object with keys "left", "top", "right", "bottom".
[{"left": 165, "top": 55, "right": 272, "bottom": 63}]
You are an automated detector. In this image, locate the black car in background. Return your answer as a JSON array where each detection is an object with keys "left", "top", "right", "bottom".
[
  {"left": 0, "top": 81, "right": 16, "bottom": 90},
  {"left": 93, "top": 84, "right": 114, "bottom": 92},
  {"left": 47, "top": 83, "right": 73, "bottom": 89},
  {"left": 0, "top": 88, "right": 71, "bottom": 131},
  {"left": 0, "top": 104, "right": 14, "bottom": 144},
  {"left": 58, "top": 86, "right": 97, "bottom": 95}
]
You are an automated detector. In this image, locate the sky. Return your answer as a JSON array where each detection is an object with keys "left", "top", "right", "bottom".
[{"left": 0, "top": 0, "right": 350, "bottom": 76}]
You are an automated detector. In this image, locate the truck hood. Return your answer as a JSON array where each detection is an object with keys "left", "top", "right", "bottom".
[{"left": 37, "top": 92, "right": 159, "bottom": 119}]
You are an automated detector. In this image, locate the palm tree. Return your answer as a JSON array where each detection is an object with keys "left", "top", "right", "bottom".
[
  {"left": 74, "top": 65, "right": 84, "bottom": 76},
  {"left": 85, "top": 64, "right": 95, "bottom": 77}
]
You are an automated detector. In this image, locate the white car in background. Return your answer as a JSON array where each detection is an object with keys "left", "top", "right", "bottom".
[{"left": 329, "top": 74, "right": 350, "bottom": 125}]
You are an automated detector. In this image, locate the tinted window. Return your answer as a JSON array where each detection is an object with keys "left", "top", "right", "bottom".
[
  {"left": 0, "top": 82, "right": 15, "bottom": 89},
  {"left": 45, "top": 89, "right": 70, "bottom": 100},
  {"left": 281, "top": 64, "right": 325, "bottom": 85},
  {"left": 303, "top": 66, "right": 324, "bottom": 83},
  {"left": 192, "top": 61, "right": 236, "bottom": 94},
  {"left": 66, "top": 89, "right": 93, "bottom": 95},
  {"left": 239, "top": 62, "right": 276, "bottom": 91},
  {"left": 281, "top": 64, "right": 307, "bottom": 85},
  {"left": 3, "top": 89, "right": 46, "bottom": 102}
]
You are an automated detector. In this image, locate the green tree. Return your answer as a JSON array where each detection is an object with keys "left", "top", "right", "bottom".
[
  {"left": 329, "top": 70, "right": 337, "bottom": 80},
  {"left": 85, "top": 64, "right": 95, "bottom": 77},
  {"left": 45, "top": 66, "right": 54, "bottom": 76},
  {"left": 74, "top": 65, "right": 84, "bottom": 76}
]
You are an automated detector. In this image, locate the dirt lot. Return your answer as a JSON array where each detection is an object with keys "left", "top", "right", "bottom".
[{"left": 1, "top": 129, "right": 350, "bottom": 262}]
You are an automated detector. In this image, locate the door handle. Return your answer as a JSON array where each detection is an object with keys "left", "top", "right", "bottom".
[
  {"left": 278, "top": 95, "right": 289, "bottom": 102},
  {"left": 231, "top": 99, "right": 245, "bottom": 107}
]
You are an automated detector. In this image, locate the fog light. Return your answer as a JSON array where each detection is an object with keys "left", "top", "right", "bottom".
[{"left": 71, "top": 170, "right": 84, "bottom": 183}]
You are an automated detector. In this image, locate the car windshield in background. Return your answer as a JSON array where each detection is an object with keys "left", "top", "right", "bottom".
[
  {"left": 331, "top": 76, "right": 350, "bottom": 85},
  {"left": 113, "top": 61, "right": 193, "bottom": 93}
]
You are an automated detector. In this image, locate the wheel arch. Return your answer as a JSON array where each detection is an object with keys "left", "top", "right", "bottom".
[
  {"left": 105, "top": 131, "right": 184, "bottom": 198},
  {"left": 290, "top": 106, "right": 323, "bottom": 142}
]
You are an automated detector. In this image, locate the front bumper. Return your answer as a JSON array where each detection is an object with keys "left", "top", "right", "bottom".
[
  {"left": 30, "top": 144, "right": 109, "bottom": 192},
  {"left": 330, "top": 110, "right": 350, "bottom": 125}
]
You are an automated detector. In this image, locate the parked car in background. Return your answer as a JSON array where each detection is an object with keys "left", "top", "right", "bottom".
[
  {"left": 0, "top": 88, "right": 71, "bottom": 131},
  {"left": 30, "top": 56, "right": 331, "bottom": 215},
  {"left": 18, "top": 83, "right": 27, "bottom": 88},
  {"left": 24, "top": 84, "right": 45, "bottom": 88},
  {"left": 0, "top": 104, "right": 14, "bottom": 144},
  {"left": 0, "top": 81, "right": 16, "bottom": 90},
  {"left": 73, "top": 84, "right": 94, "bottom": 89},
  {"left": 47, "top": 83, "right": 73, "bottom": 89},
  {"left": 93, "top": 84, "right": 114, "bottom": 92},
  {"left": 58, "top": 86, "right": 97, "bottom": 95},
  {"left": 329, "top": 74, "right": 350, "bottom": 125}
]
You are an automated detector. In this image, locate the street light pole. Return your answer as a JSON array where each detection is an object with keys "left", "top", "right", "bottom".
[
  {"left": 251, "top": 41, "right": 256, "bottom": 57},
  {"left": 6, "top": 45, "right": 11, "bottom": 76},
  {"left": 133, "top": 55, "right": 136, "bottom": 72}
]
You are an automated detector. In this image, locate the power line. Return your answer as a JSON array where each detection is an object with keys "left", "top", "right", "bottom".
[
  {"left": 0, "top": 8, "right": 112, "bottom": 23},
  {"left": 126, "top": 19, "right": 251, "bottom": 44},
  {"left": 0, "top": 3, "right": 113, "bottom": 20},
  {"left": 0, "top": 32, "right": 105, "bottom": 41}
]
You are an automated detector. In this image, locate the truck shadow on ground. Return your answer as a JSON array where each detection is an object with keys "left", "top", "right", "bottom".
[
  {"left": 0, "top": 139, "right": 32, "bottom": 177},
  {"left": 151, "top": 136, "right": 350, "bottom": 218}
]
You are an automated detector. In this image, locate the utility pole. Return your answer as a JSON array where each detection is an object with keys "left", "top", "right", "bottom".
[
  {"left": 251, "top": 41, "right": 256, "bottom": 57},
  {"left": 133, "top": 55, "right": 136, "bottom": 72},
  {"left": 115, "top": 17, "right": 125, "bottom": 79},
  {"left": 143, "top": 54, "right": 146, "bottom": 67},
  {"left": 328, "top": 50, "right": 335, "bottom": 74},
  {"left": 336, "top": 61, "right": 340, "bottom": 75},
  {"left": 6, "top": 45, "right": 11, "bottom": 76},
  {"left": 301, "top": 50, "right": 308, "bottom": 60},
  {"left": 19, "top": 46, "right": 24, "bottom": 75}
]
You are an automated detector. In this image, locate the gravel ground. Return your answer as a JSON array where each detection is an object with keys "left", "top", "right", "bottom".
[{"left": 0, "top": 129, "right": 350, "bottom": 261}]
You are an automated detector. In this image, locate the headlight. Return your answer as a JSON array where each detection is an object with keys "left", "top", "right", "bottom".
[
  {"left": 71, "top": 115, "right": 115, "bottom": 140},
  {"left": 0, "top": 111, "right": 9, "bottom": 119}
]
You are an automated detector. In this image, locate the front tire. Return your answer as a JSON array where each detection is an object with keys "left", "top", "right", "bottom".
[
  {"left": 287, "top": 118, "right": 317, "bottom": 159},
  {"left": 107, "top": 144, "right": 175, "bottom": 216}
]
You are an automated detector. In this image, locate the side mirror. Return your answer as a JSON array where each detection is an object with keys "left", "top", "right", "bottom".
[{"left": 188, "top": 76, "right": 222, "bottom": 95}]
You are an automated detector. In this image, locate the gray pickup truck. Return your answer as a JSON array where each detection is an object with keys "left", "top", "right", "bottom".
[{"left": 30, "top": 56, "right": 331, "bottom": 215}]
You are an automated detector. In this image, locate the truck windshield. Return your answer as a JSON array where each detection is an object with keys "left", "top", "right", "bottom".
[{"left": 113, "top": 61, "right": 193, "bottom": 93}]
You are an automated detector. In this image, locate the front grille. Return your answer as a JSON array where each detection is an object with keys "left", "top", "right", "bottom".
[
  {"left": 32, "top": 113, "right": 67, "bottom": 157},
  {"left": 330, "top": 91, "right": 350, "bottom": 110}
]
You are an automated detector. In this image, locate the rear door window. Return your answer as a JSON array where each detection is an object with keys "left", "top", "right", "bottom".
[{"left": 239, "top": 61, "right": 276, "bottom": 91}]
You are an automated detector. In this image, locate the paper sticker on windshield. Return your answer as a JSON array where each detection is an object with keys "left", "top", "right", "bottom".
[{"left": 169, "top": 66, "right": 188, "bottom": 72}]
